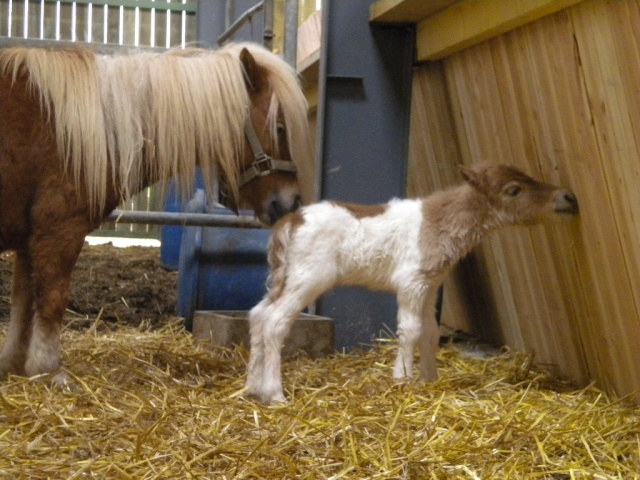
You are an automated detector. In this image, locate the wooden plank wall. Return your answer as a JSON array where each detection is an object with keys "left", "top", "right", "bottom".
[{"left": 408, "top": 0, "right": 640, "bottom": 400}]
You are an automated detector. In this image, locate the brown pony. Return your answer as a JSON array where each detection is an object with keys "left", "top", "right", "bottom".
[{"left": 0, "top": 42, "right": 311, "bottom": 383}]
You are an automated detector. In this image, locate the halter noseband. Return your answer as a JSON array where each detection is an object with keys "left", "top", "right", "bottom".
[{"left": 238, "top": 115, "right": 297, "bottom": 188}]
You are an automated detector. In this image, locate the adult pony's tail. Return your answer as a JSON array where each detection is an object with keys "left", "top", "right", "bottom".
[{"left": 265, "top": 212, "right": 303, "bottom": 301}]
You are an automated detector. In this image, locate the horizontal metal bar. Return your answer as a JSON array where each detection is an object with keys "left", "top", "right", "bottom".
[
  {"left": 0, "top": 37, "right": 168, "bottom": 53},
  {"left": 106, "top": 210, "right": 265, "bottom": 229},
  {"left": 49, "top": 0, "right": 197, "bottom": 14},
  {"left": 217, "top": 1, "right": 264, "bottom": 45}
]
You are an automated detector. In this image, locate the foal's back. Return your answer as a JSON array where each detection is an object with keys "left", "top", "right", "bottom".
[{"left": 284, "top": 199, "right": 425, "bottom": 290}]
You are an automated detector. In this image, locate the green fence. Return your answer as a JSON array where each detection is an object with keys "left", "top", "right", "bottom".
[
  {"left": 1, "top": 0, "right": 199, "bottom": 237},
  {"left": 0, "top": 0, "right": 196, "bottom": 48}
]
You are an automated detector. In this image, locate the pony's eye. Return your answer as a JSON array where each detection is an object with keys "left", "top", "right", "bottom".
[
  {"left": 505, "top": 184, "right": 522, "bottom": 197},
  {"left": 276, "top": 122, "right": 286, "bottom": 134}
]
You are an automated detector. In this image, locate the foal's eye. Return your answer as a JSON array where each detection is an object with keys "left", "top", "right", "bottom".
[
  {"left": 276, "top": 122, "right": 286, "bottom": 134},
  {"left": 504, "top": 184, "right": 522, "bottom": 197}
]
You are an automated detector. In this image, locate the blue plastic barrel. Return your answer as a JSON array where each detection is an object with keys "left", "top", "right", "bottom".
[
  {"left": 160, "top": 170, "right": 205, "bottom": 270},
  {"left": 176, "top": 190, "right": 270, "bottom": 329}
]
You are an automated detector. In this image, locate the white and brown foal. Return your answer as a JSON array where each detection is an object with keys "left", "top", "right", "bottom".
[{"left": 245, "top": 164, "right": 579, "bottom": 404}]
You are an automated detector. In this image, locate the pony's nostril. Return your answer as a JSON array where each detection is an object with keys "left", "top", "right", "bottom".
[
  {"left": 267, "top": 195, "right": 301, "bottom": 225},
  {"left": 555, "top": 189, "right": 579, "bottom": 214},
  {"left": 267, "top": 198, "right": 286, "bottom": 225}
]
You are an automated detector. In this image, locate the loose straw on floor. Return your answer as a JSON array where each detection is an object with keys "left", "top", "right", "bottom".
[{"left": 0, "top": 320, "right": 638, "bottom": 479}]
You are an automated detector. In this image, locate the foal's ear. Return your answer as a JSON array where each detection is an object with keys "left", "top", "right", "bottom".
[
  {"left": 459, "top": 164, "right": 487, "bottom": 192},
  {"left": 240, "top": 47, "right": 268, "bottom": 94}
]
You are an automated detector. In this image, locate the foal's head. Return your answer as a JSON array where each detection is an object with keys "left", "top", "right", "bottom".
[
  {"left": 229, "top": 48, "right": 305, "bottom": 226},
  {"left": 460, "top": 164, "right": 579, "bottom": 225}
]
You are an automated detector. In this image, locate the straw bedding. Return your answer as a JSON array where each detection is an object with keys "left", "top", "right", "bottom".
[{"left": 0, "top": 319, "right": 638, "bottom": 479}]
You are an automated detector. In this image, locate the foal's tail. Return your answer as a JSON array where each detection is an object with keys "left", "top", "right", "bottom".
[{"left": 265, "top": 212, "right": 302, "bottom": 301}]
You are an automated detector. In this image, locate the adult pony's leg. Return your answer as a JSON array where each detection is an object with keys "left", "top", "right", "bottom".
[
  {"left": 417, "top": 284, "right": 442, "bottom": 382},
  {"left": 0, "top": 250, "right": 34, "bottom": 378},
  {"left": 24, "top": 224, "right": 87, "bottom": 383}
]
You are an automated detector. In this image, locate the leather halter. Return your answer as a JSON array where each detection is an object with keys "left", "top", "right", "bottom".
[{"left": 238, "top": 115, "right": 297, "bottom": 188}]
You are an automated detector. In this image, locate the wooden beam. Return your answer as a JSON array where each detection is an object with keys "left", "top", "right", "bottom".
[
  {"left": 370, "top": 0, "right": 457, "bottom": 24},
  {"left": 304, "top": 81, "right": 319, "bottom": 114},
  {"left": 416, "top": 0, "right": 585, "bottom": 62}
]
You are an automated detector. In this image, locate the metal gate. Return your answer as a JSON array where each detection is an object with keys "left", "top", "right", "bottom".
[{"left": 1, "top": 0, "right": 196, "bottom": 48}]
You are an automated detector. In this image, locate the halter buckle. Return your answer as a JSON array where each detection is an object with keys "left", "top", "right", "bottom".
[{"left": 250, "top": 154, "right": 276, "bottom": 178}]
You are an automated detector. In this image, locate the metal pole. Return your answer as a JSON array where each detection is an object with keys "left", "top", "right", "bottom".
[
  {"left": 106, "top": 210, "right": 265, "bottom": 229},
  {"left": 283, "top": 0, "right": 299, "bottom": 67},
  {"left": 263, "top": 0, "right": 275, "bottom": 50},
  {"left": 313, "top": 0, "right": 331, "bottom": 202},
  {"left": 225, "top": 0, "right": 233, "bottom": 29},
  {"left": 217, "top": 1, "right": 265, "bottom": 46}
]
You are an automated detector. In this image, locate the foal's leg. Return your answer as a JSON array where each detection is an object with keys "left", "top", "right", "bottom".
[
  {"left": 257, "top": 299, "right": 303, "bottom": 403},
  {"left": 392, "top": 286, "right": 426, "bottom": 380},
  {"left": 245, "top": 297, "right": 272, "bottom": 396},
  {"left": 251, "top": 279, "right": 331, "bottom": 404},
  {"left": 24, "top": 225, "right": 87, "bottom": 384},
  {"left": 417, "top": 284, "right": 441, "bottom": 382},
  {"left": 0, "top": 251, "right": 34, "bottom": 378}
]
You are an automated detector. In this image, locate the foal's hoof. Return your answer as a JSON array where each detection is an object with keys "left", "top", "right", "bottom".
[
  {"left": 266, "top": 392, "right": 287, "bottom": 405},
  {"left": 245, "top": 388, "right": 287, "bottom": 405},
  {"left": 392, "top": 373, "right": 412, "bottom": 383},
  {"left": 418, "top": 370, "right": 439, "bottom": 383}
]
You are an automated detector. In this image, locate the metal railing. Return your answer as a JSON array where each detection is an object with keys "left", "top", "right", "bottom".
[
  {"left": 1, "top": 0, "right": 199, "bottom": 234},
  {"left": 218, "top": 0, "right": 300, "bottom": 67},
  {"left": 0, "top": 0, "right": 196, "bottom": 48},
  {"left": 106, "top": 209, "right": 264, "bottom": 229}
]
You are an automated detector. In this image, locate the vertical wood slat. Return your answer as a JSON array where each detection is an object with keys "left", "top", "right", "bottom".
[
  {"left": 407, "top": 62, "right": 474, "bottom": 335},
  {"left": 408, "top": 0, "right": 640, "bottom": 400},
  {"left": 567, "top": 0, "right": 640, "bottom": 395}
]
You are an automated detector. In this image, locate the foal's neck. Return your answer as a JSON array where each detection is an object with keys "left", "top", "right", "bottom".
[{"left": 422, "top": 184, "right": 499, "bottom": 261}]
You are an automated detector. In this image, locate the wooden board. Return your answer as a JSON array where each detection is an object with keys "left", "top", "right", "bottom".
[
  {"left": 415, "top": 0, "right": 585, "bottom": 62},
  {"left": 370, "top": 0, "right": 457, "bottom": 24},
  {"left": 407, "top": 0, "right": 640, "bottom": 401}
]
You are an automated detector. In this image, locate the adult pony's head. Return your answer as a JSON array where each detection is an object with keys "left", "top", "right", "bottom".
[
  {"left": 0, "top": 42, "right": 311, "bottom": 226},
  {"left": 222, "top": 43, "right": 310, "bottom": 225}
]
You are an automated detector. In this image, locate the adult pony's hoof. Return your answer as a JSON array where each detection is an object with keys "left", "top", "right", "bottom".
[
  {"left": 43, "top": 370, "right": 78, "bottom": 391},
  {"left": 0, "top": 364, "right": 11, "bottom": 381},
  {"left": 0, "top": 356, "right": 24, "bottom": 381}
]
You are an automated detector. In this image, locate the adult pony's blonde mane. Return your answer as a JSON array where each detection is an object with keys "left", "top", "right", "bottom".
[{"left": 0, "top": 42, "right": 310, "bottom": 215}]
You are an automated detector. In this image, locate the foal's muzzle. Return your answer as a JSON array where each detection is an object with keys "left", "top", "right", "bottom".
[{"left": 553, "top": 189, "right": 579, "bottom": 215}]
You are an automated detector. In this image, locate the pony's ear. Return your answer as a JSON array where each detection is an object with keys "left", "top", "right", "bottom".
[
  {"left": 459, "top": 164, "right": 487, "bottom": 192},
  {"left": 240, "top": 47, "right": 268, "bottom": 94}
]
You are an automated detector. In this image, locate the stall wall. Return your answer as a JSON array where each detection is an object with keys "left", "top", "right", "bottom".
[{"left": 408, "top": 0, "right": 640, "bottom": 400}]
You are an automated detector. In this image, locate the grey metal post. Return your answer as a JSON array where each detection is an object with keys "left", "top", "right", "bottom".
[
  {"left": 314, "top": 0, "right": 415, "bottom": 350},
  {"left": 283, "top": 0, "right": 299, "bottom": 66},
  {"left": 197, "top": 0, "right": 227, "bottom": 48},
  {"left": 263, "top": 0, "right": 275, "bottom": 50},
  {"left": 225, "top": 0, "right": 233, "bottom": 29},
  {"left": 201, "top": 1, "right": 268, "bottom": 47}
]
